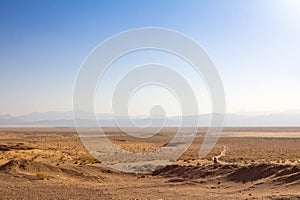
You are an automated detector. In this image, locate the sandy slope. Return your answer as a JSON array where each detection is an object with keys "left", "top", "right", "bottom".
[{"left": 0, "top": 160, "right": 299, "bottom": 200}]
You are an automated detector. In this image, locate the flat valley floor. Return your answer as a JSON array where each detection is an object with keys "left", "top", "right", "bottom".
[{"left": 0, "top": 127, "right": 300, "bottom": 200}]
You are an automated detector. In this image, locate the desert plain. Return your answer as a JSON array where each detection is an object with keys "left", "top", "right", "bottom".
[{"left": 0, "top": 127, "right": 300, "bottom": 199}]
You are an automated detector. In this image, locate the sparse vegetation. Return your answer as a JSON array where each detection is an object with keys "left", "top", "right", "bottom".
[
  {"left": 76, "top": 157, "right": 101, "bottom": 165},
  {"left": 36, "top": 172, "right": 47, "bottom": 180},
  {"left": 0, "top": 128, "right": 300, "bottom": 199}
]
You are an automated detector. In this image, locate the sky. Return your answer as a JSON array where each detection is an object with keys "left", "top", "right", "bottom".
[{"left": 0, "top": 0, "right": 300, "bottom": 116}]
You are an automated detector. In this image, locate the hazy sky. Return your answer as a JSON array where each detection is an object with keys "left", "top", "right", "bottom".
[{"left": 0, "top": 0, "right": 300, "bottom": 116}]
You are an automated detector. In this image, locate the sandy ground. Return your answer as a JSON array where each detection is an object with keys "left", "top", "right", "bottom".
[{"left": 0, "top": 127, "right": 300, "bottom": 199}]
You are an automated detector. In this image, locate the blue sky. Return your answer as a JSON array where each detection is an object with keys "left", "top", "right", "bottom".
[{"left": 0, "top": 0, "right": 300, "bottom": 116}]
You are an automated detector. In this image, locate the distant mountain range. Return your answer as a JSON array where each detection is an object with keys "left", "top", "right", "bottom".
[{"left": 0, "top": 110, "right": 299, "bottom": 127}]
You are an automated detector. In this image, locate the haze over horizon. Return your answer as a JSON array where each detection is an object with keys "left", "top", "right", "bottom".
[
  {"left": 1, "top": 0, "right": 300, "bottom": 116},
  {"left": 0, "top": 109, "right": 300, "bottom": 127},
  {"left": 2, "top": 109, "right": 300, "bottom": 118}
]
